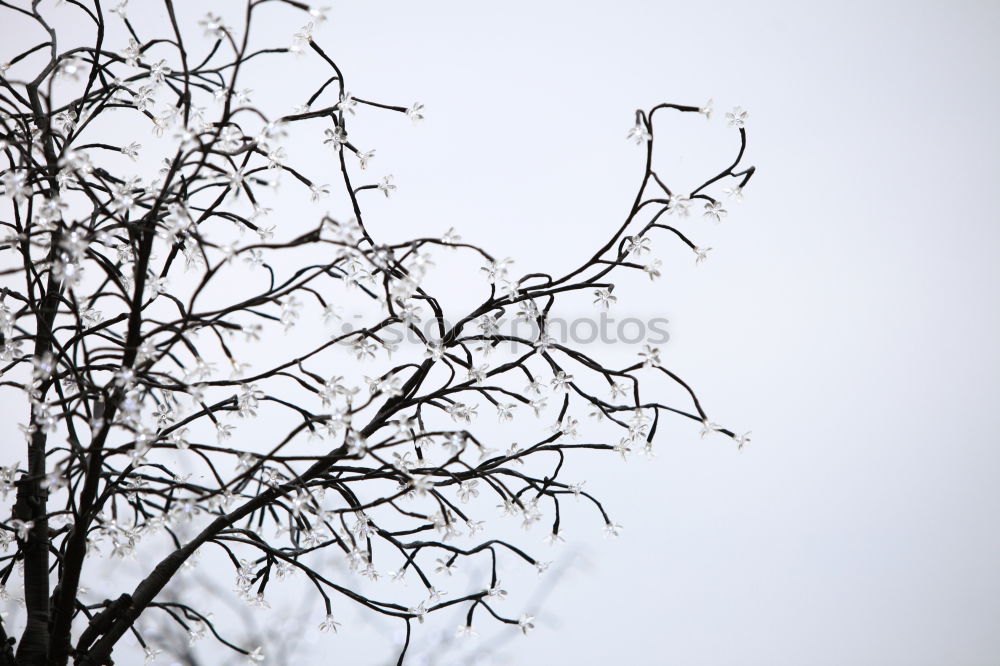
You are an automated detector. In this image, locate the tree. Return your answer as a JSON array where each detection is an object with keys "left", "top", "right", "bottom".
[{"left": 0, "top": 1, "right": 755, "bottom": 664}]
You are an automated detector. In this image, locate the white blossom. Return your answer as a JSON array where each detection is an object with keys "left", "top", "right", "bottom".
[
  {"left": 725, "top": 106, "right": 749, "bottom": 128},
  {"left": 406, "top": 102, "right": 425, "bottom": 123}
]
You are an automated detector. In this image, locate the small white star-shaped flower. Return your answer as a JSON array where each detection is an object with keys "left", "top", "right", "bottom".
[
  {"left": 703, "top": 200, "right": 727, "bottom": 223},
  {"left": 319, "top": 614, "right": 341, "bottom": 633},
  {"left": 377, "top": 175, "right": 396, "bottom": 198},
  {"left": 456, "top": 624, "right": 478, "bottom": 639},
  {"left": 309, "top": 183, "right": 330, "bottom": 201},
  {"left": 121, "top": 142, "right": 141, "bottom": 160},
  {"left": 639, "top": 344, "right": 661, "bottom": 367},
  {"left": 700, "top": 420, "right": 720, "bottom": 438},
  {"left": 593, "top": 287, "right": 617, "bottom": 309},
  {"left": 626, "top": 121, "right": 651, "bottom": 145},
  {"left": 323, "top": 126, "right": 347, "bottom": 151},
  {"left": 357, "top": 149, "right": 375, "bottom": 170},
  {"left": 725, "top": 106, "right": 748, "bottom": 128},
  {"left": 338, "top": 92, "right": 357, "bottom": 115},
  {"left": 406, "top": 102, "right": 425, "bottom": 123},
  {"left": 699, "top": 98, "right": 713, "bottom": 120}
]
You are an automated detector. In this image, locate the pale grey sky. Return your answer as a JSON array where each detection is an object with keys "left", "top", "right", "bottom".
[
  {"left": 2, "top": 1, "right": 999, "bottom": 665},
  {"left": 321, "top": 3, "right": 1000, "bottom": 662}
]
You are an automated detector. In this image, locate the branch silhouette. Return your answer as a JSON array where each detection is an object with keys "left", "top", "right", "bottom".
[{"left": 0, "top": 1, "right": 755, "bottom": 664}]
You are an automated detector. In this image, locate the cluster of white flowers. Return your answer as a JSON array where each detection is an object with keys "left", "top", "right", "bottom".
[{"left": 0, "top": 3, "right": 757, "bottom": 661}]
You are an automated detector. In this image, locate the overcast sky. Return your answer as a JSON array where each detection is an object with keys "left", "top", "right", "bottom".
[
  {"left": 315, "top": 2, "right": 1000, "bottom": 663},
  {"left": 2, "top": 1, "right": 999, "bottom": 664}
]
